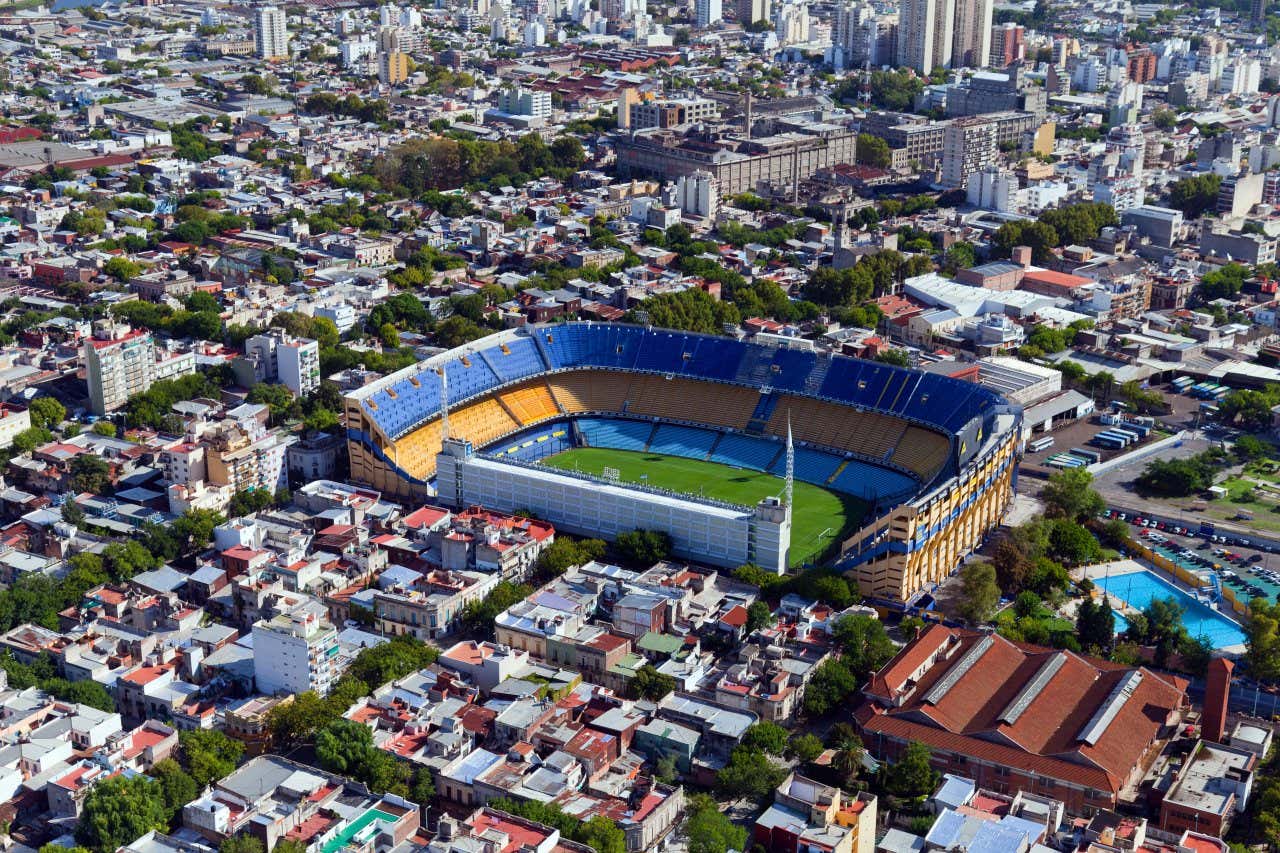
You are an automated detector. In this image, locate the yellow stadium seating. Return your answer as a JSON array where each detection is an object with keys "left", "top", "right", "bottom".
[
  {"left": 625, "top": 376, "right": 758, "bottom": 429},
  {"left": 890, "top": 426, "right": 953, "bottom": 480},
  {"left": 765, "top": 395, "right": 908, "bottom": 461},
  {"left": 500, "top": 382, "right": 561, "bottom": 425},
  {"left": 546, "top": 371, "right": 632, "bottom": 414}
]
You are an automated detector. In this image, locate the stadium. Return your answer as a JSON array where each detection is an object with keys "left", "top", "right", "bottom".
[{"left": 344, "top": 322, "right": 1022, "bottom": 603}]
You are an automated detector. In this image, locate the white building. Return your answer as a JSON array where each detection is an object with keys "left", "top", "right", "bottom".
[
  {"left": 243, "top": 329, "right": 321, "bottom": 396},
  {"left": 966, "top": 166, "right": 1019, "bottom": 213},
  {"left": 0, "top": 403, "right": 31, "bottom": 450},
  {"left": 696, "top": 0, "right": 723, "bottom": 27},
  {"left": 941, "top": 118, "right": 997, "bottom": 189},
  {"left": 675, "top": 171, "right": 719, "bottom": 218},
  {"left": 253, "top": 605, "right": 341, "bottom": 696},
  {"left": 84, "top": 322, "right": 196, "bottom": 415},
  {"left": 254, "top": 6, "right": 290, "bottom": 60},
  {"left": 496, "top": 87, "right": 553, "bottom": 119}
]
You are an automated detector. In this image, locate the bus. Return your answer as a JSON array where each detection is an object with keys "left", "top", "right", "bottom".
[{"left": 1029, "top": 436, "right": 1055, "bottom": 453}]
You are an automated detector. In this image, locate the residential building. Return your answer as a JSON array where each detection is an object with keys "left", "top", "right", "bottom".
[
  {"left": 239, "top": 329, "right": 321, "bottom": 396},
  {"left": 252, "top": 605, "right": 342, "bottom": 696},
  {"left": 378, "top": 26, "right": 410, "bottom": 85},
  {"left": 84, "top": 322, "right": 196, "bottom": 415},
  {"left": 941, "top": 118, "right": 997, "bottom": 188},
  {"left": 254, "top": 6, "right": 290, "bottom": 60}
]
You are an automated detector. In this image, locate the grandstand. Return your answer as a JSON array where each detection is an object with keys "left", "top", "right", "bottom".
[{"left": 345, "top": 323, "right": 1021, "bottom": 601}]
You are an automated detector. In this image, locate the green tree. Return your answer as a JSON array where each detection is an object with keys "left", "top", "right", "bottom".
[
  {"left": 172, "top": 508, "right": 225, "bottom": 553},
  {"left": 787, "top": 733, "right": 824, "bottom": 763},
  {"left": 577, "top": 817, "right": 626, "bottom": 853},
  {"left": 42, "top": 678, "right": 115, "bottom": 711},
  {"left": 180, "top": 728, "right": 244, "bottom": 787},
  {"left": 92, "top": 421, "right": 117, "bottom": 437},
  {"left": 70, "top": 453, "right": 111, "bottom": 494},
  {"left": 150, "top": 758, "right": 198, "bottom": 820},
  {"left": 629, "top": 664, "right": 676, "bottom": 700},
  {"left": 802, "top": 658, "right": 857, "bottom": 715},
  {"left": 883, "top": 742, "right": 938, "bottom": 799},
  {"left": 745, "top": 601, "right": 774, "bottom": 633},
  {"left": 832, "top": 614, "right": 896, "bottom": 678},
  {"left": 716, "top": 746, "right": 787, "bottom": 799},
  {"left": 685, "top": 794, "right": 747, "bottom": 853},
  {"left": 1169, "top": 173, "right": 1223, "bottom": 218},
  {"left": 27, "top": 397, "right": 66, "bottom": 429},
  {"left": 742, "top": 721, "right": 789, "bottom": 756},
  {"left": 958, "top": 562, "right": 1000, "bottom": 624},
  {"left": 76, "top": 775, "right": 169, "bottom": 852},
  {"left": 219, "top": 837, "right": 264, "bottom": 853},
  {"left": 537, "top": 537, "right": 607, "bottom": 575},
  {"left": 1040, "top": 467, "right": 1105, "bottom": 522},
  {"left": 103, "top": 257, "right": 142, "bottom": 282},
  {"left": 1235, "top": 434, "right": 1270, "bottom": 461},
  {"left": 615, "top": 529, "right": 672, "bottom": 566},
  {"left": 855, "top": 133, "right": 892, "bottom": 168},
  {"left": 1075, "top": 598, "right": 1115, "bottom": 653},
  {"left": 1246, "top": 598, "right": 1280, "bottom": 682}
]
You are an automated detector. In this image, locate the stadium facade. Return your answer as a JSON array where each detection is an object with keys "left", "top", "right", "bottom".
[{"left": 343, "top": 323, "right": 1021, "bottom": 603}]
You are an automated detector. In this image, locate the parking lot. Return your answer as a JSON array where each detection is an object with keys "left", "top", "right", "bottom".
[{"left": 1108, "top": 509, "right": 1280, "bottom": 603}]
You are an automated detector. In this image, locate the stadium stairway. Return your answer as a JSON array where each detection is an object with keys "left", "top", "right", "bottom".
[
  {"left": 745, "top": 392, "right": 780, "bottom": 435},
  {"left": 642, "top": 422, "right": 659, "bottom": 451},
  {"left": 477, "top": 347, "right": 503, "bottom": 380},
  {"left": 804, "top": 354, "right": 831, "bottom": 396},
  {"left": 827, "top": 459, "right": 850, "bottom": 485},
  {"left": 492, "top": 393, "right": 521, "bottom": 425},
  {"left": 705, "top": 432, "right": 723, "bottom": 462},
  {"left": 531, "top": 330, "right": 555, "bottom": 370},
  {"left": 735, "top": 347, "right": 777, "bottom": 387}
]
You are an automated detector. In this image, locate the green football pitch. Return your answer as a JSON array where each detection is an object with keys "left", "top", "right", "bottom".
[{"left": 540, "top": 447, "right": 867, "bottom": 567}]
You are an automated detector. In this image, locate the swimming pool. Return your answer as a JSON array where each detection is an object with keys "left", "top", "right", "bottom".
[{"left": 1096, "top": 568, "right": 1246, "bottom": 649}]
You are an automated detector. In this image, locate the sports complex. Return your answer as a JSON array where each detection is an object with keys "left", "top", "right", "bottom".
[{"left": 344, "top": 322, "right": 1022, "bottom": 602}]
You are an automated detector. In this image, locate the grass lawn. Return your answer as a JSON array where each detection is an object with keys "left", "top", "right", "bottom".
[{"left": 540, "top": 447, "right": 867, "bottom": 568}]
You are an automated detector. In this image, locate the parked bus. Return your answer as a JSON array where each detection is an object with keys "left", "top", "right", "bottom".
[{"left": 1029, "top": 436, "right": 1056, "bottom": 452}]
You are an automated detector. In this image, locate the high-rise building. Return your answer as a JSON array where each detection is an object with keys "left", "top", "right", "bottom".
[
  {"left": 941, "top": 117, "right": 997, "bottom": 188},
  {"left": 897, "top": 0, "right": 952, "bottom": 74},
  {"left": 377, "top": 26, "right": 409, "bottom": 85},
  {"left": 950, "top": 0, "right": 991, "bottom": 69},
  {"left": 253, "top": 606, "right": 342, "bottom": 696},
  {"left": 84, "top": 321, "right": 196, "bottom": 415},
  {"left": 254, "top": 5, "right": 290, "bottom": 60},
  {"left": 496, "top": 87, "right": 553, "bottom": 119},
  {"left": 676, "top": 171, "right": 719, "bottom": 217},
  {"left": 737, "top": 0, "right": 771, "bottom": 26},
  {"left": 988, "top": 22, "right": 1023, "bottom": 67},
  {"left": 696, "top": 0, "right": 723, "bottom": 27}
]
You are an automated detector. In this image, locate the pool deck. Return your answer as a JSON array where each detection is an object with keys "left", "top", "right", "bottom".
[{"left": 1079, "top": 559, "right": 1247, "bottom": 655}]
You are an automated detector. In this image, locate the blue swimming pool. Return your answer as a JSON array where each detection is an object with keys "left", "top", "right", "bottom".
[{"left": 1096, "top": 568, "right": 1246, "bottom": 649}]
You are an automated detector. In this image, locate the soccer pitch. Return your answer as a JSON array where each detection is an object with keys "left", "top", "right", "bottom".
[{"left": 540, "top": 447, "right": 867, "bottom": 567}]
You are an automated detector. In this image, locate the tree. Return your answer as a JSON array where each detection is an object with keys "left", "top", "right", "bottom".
[
  {"left": 615, "top": 529, "right": 672, "bottom": 567},
  {"left": 742, "top": 721, "right": 788, "bottom": 756},
  {"left": 1040, "top": 467, "right": 1105, "bottom": 522},
  {"left": 345, "top": 634, "right": 440, "bottom": 688},
  {"left": 1048, "top": 519, "right": 1102, "bottom": 566},
  {"left": 70, "top": 454, "right": 111, "bottom": 494},
  {"left": 685, "top": 794, "right": 747, "bottom": 853},
  {"left": 629, "top": 664, "right": 676, "bottom": 700},
  {"left": 103, "top": 257, "right": 142, "bottom": 282},
  {"left": 802, "top": 658, "right": 858, "bottom": 715},
  {"left": 409, "top": 768, "right": 435, "bottom": 807},
  {"left": 787, "top": 733, "right": 824, "bottom": 763},
  {"left": 828, "top": 723, "right": 865, "bottom": 785},
  {"left": 92, "top": 421, "right": 117, "bottom": 437},
  {"left": 27, "top": 397, "right": 66, "bottom": 429},
  {"left": 180, "top": 728, "right": 244, "bottom": 787},
  {"left": 219, "top": 838, "right": 264, "bottom": 853},
  {"left": 76, "top": 775, "right": 169, "bottom": 852},
  {"left": 577, "top": 817, "right": 626, "bottom": 853},
  {"left": 42, "top": 678, "right": 115, "bottom": 711},
  {"left": 883, "top": 742, "right": 938, "bottom": 800},
  {"left": 832, "top": 614, "right": 896, "bottom": 678},
  {"left": 1136, "top": 455, "right": 1216, "bottom": 496},
  {"left": 1075, "top": 598, "right": 1115, "bottom": 653},
  {"left": 1235, "top": 434, "right": 1270, "bottom": 462},
  {"left": 1246, "top": 598, "right": 1280, "bottom": 683},
  {"left": 150, "top": 758, "right": 198, "bottom": 820},
  {"left": 745, "top": 601, "right": 774, "bottom": 633},
  {"left": 716, "top": 746, "right": 787, "bottom": 799},
  {"left": 1199, "top": 262, "right": 1249, "bottom": 300},
  {"left": 1169, "top": 173, "right": 1223, "bottom": 218},
  {"left": 958, "top": 562, "right": 1000, "bottom": 624},
  {"left": 855, "top": 133, "right": 891, "bottom": 168},
  {"left": 172, "top": 508, "right": 225, "bottom": 553},
  {"left": 316, "top": 719, "right": 376, "bottom": 775},
  {"left": 537, "top": 537, "right": 607, "bottom": 576}
]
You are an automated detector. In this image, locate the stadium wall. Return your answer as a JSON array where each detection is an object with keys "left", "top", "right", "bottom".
[{"left": 435, "top": 437, "right": 792, "bottom": 574}]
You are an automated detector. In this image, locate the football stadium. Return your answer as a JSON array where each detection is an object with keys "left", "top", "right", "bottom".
[{"left": 344, "top": 322, "right": 1022, "bottom": 602}]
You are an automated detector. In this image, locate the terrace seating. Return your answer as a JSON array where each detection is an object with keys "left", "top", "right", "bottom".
[
  {"left": 499, "top": 382, "right": 561, "bottom": 426},
  {"left": 650, "top": 424, "right": 718, "bottom": 459},
  {"left": 442, "top": 355, "right": 501, "bottom": 404},
  {"left": 769, "top": 447, "right": 842, "bottom": 484},
  {"left": 546, "top": 371, "right": 631, "bottom": 414},
  {"left": 577, "top": 418, "right": 654, "bottom": 452},
  {"left": 712, "top": 433, "right": 784, "bottom": 470},
  {"left": 446, "top": 399, "right": 521, "bottom": 449},
  {"left": 829, "top": 462, "right": 918, "bottom": 502},
  {"left": 626, "top": 375, "right": 758, "bottom": 430},
  {"left": 391, "top": 419, "right": 445, "bottom": 479},
  {"left": 890, "top": 427, "right": 953, "bottom": 481},
  {"left": 764, "top": 396, "right": 907, "bottom": 461},
  {"left": 483, "top": 337, "right": 548, "bottom": 383},
  {"left": 364, "top": 369, "right": 443, "bottom": 440}
]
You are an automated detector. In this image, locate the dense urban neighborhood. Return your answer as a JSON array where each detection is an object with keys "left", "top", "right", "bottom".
[{"left": 7, "top": 0, "right": 1280, "bottom": 853}]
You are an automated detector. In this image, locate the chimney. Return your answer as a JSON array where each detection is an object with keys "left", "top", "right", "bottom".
[
  {"left": 1203, "top": 657, "right": 1233, "bottom": 743},
  {"left": 1011, "top": 245, "right": 1032, "bottom": 268}
]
